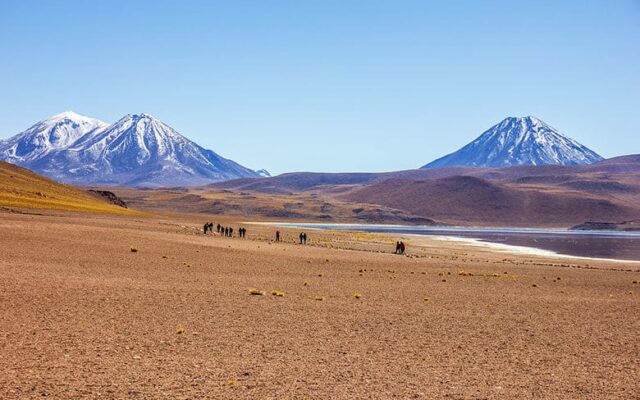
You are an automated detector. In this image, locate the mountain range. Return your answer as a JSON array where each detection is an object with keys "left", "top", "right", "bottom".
[
  {"left": 422, "top": 116, "right": 603, "bottom": 169},
  {"left": 0, "top": 113, "right": 606, "bottom": 187},
  {"left": 0, "top": 111, "right": 267, "bottom": 187}
]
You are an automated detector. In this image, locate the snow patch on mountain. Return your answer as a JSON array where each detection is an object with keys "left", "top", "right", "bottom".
[
  {"left": 0, "top": 111, "right": 107, "bottom": 164},
  {"left": 255, "top": 169, "right": 271, "bottom": 177},
  {"left": 422, "top": 116, "right": 603, "bottom": 169},
  {"left": 0, "top": 112, "right": 263, "bottom": 187}
]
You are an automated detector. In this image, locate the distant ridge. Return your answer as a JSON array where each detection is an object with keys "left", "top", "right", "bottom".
[
  {"left": 0, "top": 112, "right": 264, "bottom": 187},
  {"left": 422, "top": 116, "right": 603, "bottom": 169}
]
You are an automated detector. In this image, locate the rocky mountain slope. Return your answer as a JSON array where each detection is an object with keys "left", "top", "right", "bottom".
[
  {"left": 0, "top": 112, "right": 264, "bottom": 187},
  {"left": 423, "top": 116, "right": 603, "bottom": 169}
]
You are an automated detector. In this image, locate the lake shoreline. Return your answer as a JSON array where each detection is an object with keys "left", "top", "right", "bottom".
[{"left": 252, "top": 221, "right": 640, "bottom": 262}]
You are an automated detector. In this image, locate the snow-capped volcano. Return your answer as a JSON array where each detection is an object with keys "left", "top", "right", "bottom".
[
  {"left": 0, "top": 111, "right": 107, "bottom": 164},
  {"left": 422, "top": 116, "right": 603, "bottom": 169},
  {"left": 0, "top": 112, "right": 264, "bottom": 187}
]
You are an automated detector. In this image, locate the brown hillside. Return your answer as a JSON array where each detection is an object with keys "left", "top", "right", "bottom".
[
  {"left": 341, "top": 174, "right": 640, "bottom": 226},
  {"left": 0, "top": 161, "right": 138, "bottom": 214},
  {"left": 205, "top": 155, "right": 640, "bottom": 227}
]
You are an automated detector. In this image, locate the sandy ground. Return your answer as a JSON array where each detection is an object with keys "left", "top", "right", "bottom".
[{"left": 0, "top": 211, "right": 639, "bottom": 399}]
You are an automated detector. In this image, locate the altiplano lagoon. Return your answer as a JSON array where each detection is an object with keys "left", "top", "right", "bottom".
[{"left": 274, "top": 223, "right": 640, "bottom": 261}]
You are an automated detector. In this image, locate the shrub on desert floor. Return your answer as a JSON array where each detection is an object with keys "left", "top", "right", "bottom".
[
  {"left": 248, "top": 288, "right": 265, "bottom": 296},
  {"left": 353, "top": 292, "right": 362, "bottom": 299},
  {"left": 130, "top": 246, "right": 138, "bottom": 253},
  {"left": 315, "top": 296, "right": 325, "bottom": 301},
  {"left": 176, "top": 327, "right": 185, "bottom": 334},
  {"left": 271, "top": 290, "right": 285, "bottom": 297}
]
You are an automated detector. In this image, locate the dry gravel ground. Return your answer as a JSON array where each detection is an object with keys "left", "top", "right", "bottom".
[{"left": 0, "top": 212, "right": 639, "bottom": 399}]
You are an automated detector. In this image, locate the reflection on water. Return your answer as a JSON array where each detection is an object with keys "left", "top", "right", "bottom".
[{"left": 279, "top": 223, "right": 640, "bottom": 261}]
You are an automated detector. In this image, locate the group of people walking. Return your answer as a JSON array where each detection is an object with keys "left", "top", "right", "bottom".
[
  {"left": 204, "top": 223, "right": 403, "bottom": 254},
  {"left": 395, "top": 241, "right": 406, "bottom": 255},
  {"left": 203, "top": 222, "right": 247, "bottom": 238},
  {"left": 274, "top": 230, "right": 308, "bottom": 244}
]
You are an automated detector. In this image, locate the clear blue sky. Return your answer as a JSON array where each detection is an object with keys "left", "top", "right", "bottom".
[{"left": 1, "top": 1, "right": 638, "bottom": 174}]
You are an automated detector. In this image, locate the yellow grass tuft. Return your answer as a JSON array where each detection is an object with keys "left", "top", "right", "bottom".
[
  {"left": 130, "top": 246, "right": 138, "bottom": 253},
  {"left": 176, "top": 327, "right": 185, "bottom": 334},
  {"left": 228, "top": 380, "right": 237, "bottom": 386},
  {"left": 248, "top": 288, "right": 265, "bottom": 296},
  {"left": 315, "top": 296, "right": 325, "bottom": 301},
  {"left": 271, "top": 290, "right": 285, "bottom": 297},
  {"left": 353, "top": 292, "right": 362, "bottom": 299}
]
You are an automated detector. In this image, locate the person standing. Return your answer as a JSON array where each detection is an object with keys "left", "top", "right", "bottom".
[{"left": 275, "top": 231, "right": 280, "bottom": 242}]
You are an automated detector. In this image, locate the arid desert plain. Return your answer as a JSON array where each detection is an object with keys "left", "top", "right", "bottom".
[{"left": 1, "top": 210, "right": 638, "bottom": 399}]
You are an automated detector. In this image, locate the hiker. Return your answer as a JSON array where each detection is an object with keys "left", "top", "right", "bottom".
[
  {"left": 399, "top": 241, "right": 405, "bottom": 255},
  {"left": 217, "top": 224, "right": 221, "bottom": 233},
  {"left": 275, "top": 230, "right": 280, "bottom": 242},
  {"left": 303, "top": 232, "right": 307, "bottom": 244},
  {"left": 203, "top": 223, "right": 209, "bottom": 235},
  {"left": 229, "top": 227, "right": 234, "bottom": 237},
  {"left": 299, "top": 232, "right": 304, "bottom": 244},
  {"left": 240, "top": 227, "right": 246, "bottom": 238},
  {"left": 224, "top": 227, "right": 229, "bottom": 237}
]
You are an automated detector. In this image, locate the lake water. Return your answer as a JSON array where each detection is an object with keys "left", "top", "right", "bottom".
[{"left": 276, "top": 223, "right": 640, "bottom": 262}]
